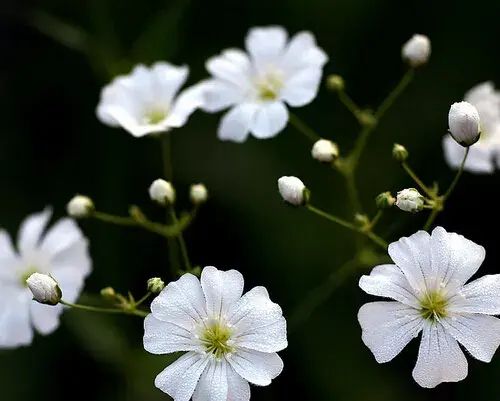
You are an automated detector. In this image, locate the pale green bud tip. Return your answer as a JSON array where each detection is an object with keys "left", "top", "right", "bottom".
[
  {"left": 375, "top": 192, "right": 396, "bottom": 209},
  {"left": 100, "top": 287, "right": 116, "bottom": 299},
  {"left": 147, "top": 277, "right": 165, "bottom": 294},
  {"left": 190, "top": 183, "right": 208, "bottom": 204},
  {"left": 396, "top": 188, "right": 425, "bottom": 213},
  {"left": 278, "top": 176, "right": 309, "bottom": 206},
  {"left": 326, "top": 75, "right": 345, "bottom": 92},
  {"left": 392, "top": 143, "right": 409, "bottom": 162},
  {"left": 26, "top": 273, "right": 62, "bottom": 306},
  {"left": 67, "top": 195, "right": 94, "bottom": 218},
  {"left": 149, "top": 179, "right": 175, "bottom": 205}
]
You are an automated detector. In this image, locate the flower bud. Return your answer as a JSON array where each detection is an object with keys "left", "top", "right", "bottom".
[
  {"left": 147, "top": 277, "right": 165, "bottom": 294},
  {"left": 26, "top": 273, "right": 62, "bottom": 306},
  {"left": 392, "top": 143, "right": 409, "bottom": 162},
  {"left": 448, "top": 101, "right": 481, "bottom": 147},
  {"left": 326, "top": 75, "right": 345, "bottom": 92},
  {"left": 67, "top": 195, "right": 94, "bottom": 218},
  {"left": 396, "top": 188, "right": 424, "bottom": 213},
  {"left": 375, "top": 192, "right": 396, "bottom": 209},
  {"left": 149, "top": 179, "right": 175, "bottom": 205},
  {"left": 311, "top": 139, "right": 339, "bottom": 163},
  {"left": 189, "top": 184, "right": 208, "bottom": 205},
  {"left": 357, "top": 110, "right": 377, "bottom": 127},
  {"left": 278, "top": 176, "right": 309, "bottom": 206},
  {"left": 402, "top": 34, "right": 431, "bottom": 67},
  {"left": 354, "top": 213, "right": 370, "bottom": 228},
  {"left": 100, "top": 286, "right": 116, "bottom": 300}
]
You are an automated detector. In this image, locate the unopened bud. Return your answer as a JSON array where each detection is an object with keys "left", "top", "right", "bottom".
[
  {"left": 278, "top": 176, "right": 309, "bottom": 206},
  {"left": 375, "top": 192, "right": 396, "bottom": 209},
  {"left": 189, "top": 184, "right": 208, "bottom": 205},
  {"left": 311, "top": 139, "right": 339, "bottom": 163},
  {"left": 149, "top": 179, "right": 175, "bottom": 205},
  {"left": 392, "top": 143, "right": 409, "bottom": 162},
  {"left": 326, "top": 75, "right": 345, "bottom": 92},
  {"left": 147, "top": 277, "right": 165, "bottom": 294},
  {"left": 26, "top": 273, "right": 62, "bottom": 306},
  {"left": 448, "top": 101, "right": 481, "bottom": 147},
  {"left": 402, "top": 34, "right": 431, "bottom": 67},
  {"left": 354, "top": 213, "right": 370, "bottom": 228},
  {"left": 100, "top": 287, "right": 116, "bottom": 300},
  {"left": 396, "top": 188, "right": 424, "bottom": 213},
  {"left": 67, "top": 195, "right": 94, "bottom": 218},
  {"left": 357, "top": 110, "right": 377, "bottom": 127}
]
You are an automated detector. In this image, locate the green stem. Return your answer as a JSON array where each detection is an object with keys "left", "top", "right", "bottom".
[
  {"left": 423, "top": 208, "right": 440, "bottom": 232},
  {"left": 376, "top": 68, "right": 414, "bottom": 119},
  {"left": 345, "top": 172, "right": 362, "bottom": 215},
  {"left": 134, "top": 292, "right": 152, "bottom": 308},
  {"left": 401, "top": 162, "right": 434, "bottom": 198},
  {"left": 289, "top": 113, "right": 321, "bottom": 142},
  {"left": 289, "top": 259, "right": 359, "bottom": 330},
  {"left": 168, "top": 209, "right": 192, "bottom": 272},
  {"left": 338, "top": 91, "right": 361, "bottom": 119},
  {"left": 60, "top": 300, "right": 148, "bottom": 317},
  {"left": 160, "top": 133, "right": 173, "bottom": 181},
  {"left": 369, "top": 210, "right": 383, "bottom": 230},
  {"left": 306, "top": 205, "right": 388, "bottom": 250},
  {"left": 92, "top": 211, "right": 136, "bottom": 226}
]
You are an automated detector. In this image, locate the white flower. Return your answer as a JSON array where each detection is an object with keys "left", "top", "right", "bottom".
[
  {"left": 401, "top": 34, "right": 431, "bottom": 67},
  {"left": 448, "top": 101, "right": 481, "bottom": 146},
  {"left": 143, "top": 266, "right": 287, "bottom": 401},
  {"left": 0, "top": 208, "right": 91, "bottom": 348},
  {"left": 311, "top": 139, "right": 339, "bottom": 163},
  {"left": 97, "top": 62, "right": 204, "bottom": 137},
  {"left": 200, "top": 26, "right": 328, "bottom": 142},
  {"left": 395, "top": 188, "right": 424, "bottom": 213},
  {"left": 66, "top": 195, "right": 94, "bottom": 218},
  {"left": 443, "top": 82, "right": 500, "bottom": 173},
  {"left": 149, "top": 179, "right": 175, "bottom": 204},
  {"left": 26, "top": 273, "right": 61, "bottom": 305},
  {"left": 277, "top": 176, "right": 307, "bottom": 206},
  {"left": 189, "top": 184, "right": 208, "bottom": 204},
  {"left": 358, "top": 227, "right": 500, "bottom": 388}
]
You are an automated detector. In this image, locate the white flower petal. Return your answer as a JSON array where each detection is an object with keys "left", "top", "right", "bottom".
[
  {"left": 281, "top": 67, "right": 322, "bottom": 107},
  {"left": 99, "top": 106, "right": 168, "bottom": 137},
  {"left": 166, "top": 83, "right": 205, "bottom": 128},
  {"left": 150, "top": 273, "right": 207, "bottom": 330},
  {"left": 448, "top": 274, "right": 500, "bottom": 314},
  {"left": 30, "top": 302, "right": 62, "bottom": 335},
  {"left": 206, "top": 49, "right": 252, "bottom": 88},
  {"left": 465, "top": 81, "right": 497, "bottom": 105},
  {"left": 218, "top": 104, "right": 259, "bottom": 143},
  {"left": 388, "top": 230, "right": 432, "bottom": 293},
  {"left": 359, "top": 264, "right": 420, "bottom": 308},
  {"left": 0, "top": 289, "right": 33, "bottom": 348},
  {"left": 17, "top": 207, "right": 52, "bottom": 253},
  {"left": 201, "top": 266, "right": 244, "bottom": 319},
  {"left": 442, "top": 314, "right": 500, "bottom": 362},
  {"left": 226, "top": 365, "right": 250, "bottom": 401},
  {"left": 150, "top": 62, "right": 189, "bottom": 103},
  {"left": 281, "top": 31, "right": 328, "bottom": 74},
  {"left": 412, "top": 322, "right": 467, "bottom": 388},
  {"left": 143, "top": 313, "right": 202, "bottom": 354},
  {"left": 0, "top": 230, "right": 20, "bottom": 280},
  {"left": 229, "top": 349, "right": 283, "bottom": 386},
  {"left": 201, "top": 79, "right": 245, "bottom": 113},
  {"left": 245, "top": 26, "right": 288, "bottom": 68},
  {"left": 40, "top": 218, "right": 85, "bottom": 257},
  {"left": 154, "top": 352, "right": 210, "bottom": 401},
  {"left": 358, "top": 301, "right": 424, "bottom": 363},
  {"left": 250, "top": 101, "right": 288, "bottom": 139},
  {"left": 443, "top": 134, "right": 495, "bottom": 174},
  {"left": 192, "top": 361, "right": 229, "bottom": 401},
  {"left": 430, "top": 226, "right": 485, "bottom": 293},
  {"left": 229, "top": 286, "right": 286, "bottom": 352}
]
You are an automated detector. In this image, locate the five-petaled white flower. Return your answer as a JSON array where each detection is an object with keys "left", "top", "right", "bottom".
[
  {"left": 0, "top": 208, "right": 91, "bottom": 348},
  {"left": 358, "top": 226, "right": 500, "bottom": 388},
  {"left": 97, "top": 62, "right": 204, "bottom": 137},
  {"left": 143, "top": 266, "right": 287, "bottom": 401},
  {"left": 200, "top": 26, "right": 328, "bottom": 142},
  {"left": 443, "top": 82, "right": 500, "bottom": 173}
]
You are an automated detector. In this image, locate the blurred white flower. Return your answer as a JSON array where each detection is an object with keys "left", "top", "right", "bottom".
[
  {"left": 395, "top": 188, "right": 424, "bottom": 213},
  {"left": 189, "top": 184, "right": 208, "bottom": 205},
  {"left": 278, "top": 176, "right": 307, "bottom": 206},
  {"left": 444, "top": 82, "right": 500, "bottom": 173},
  {"left": 201, "top": 26, "right": 328, "bottom": 142},
  {"left": 149, "top": 179, "right": 175, "bottom": 205},
  {"left": 358, "top": 226, "right": 500, "bottom": 388},
  {"left": 97, "top": 62, "right": 204, "bottom": 137},
  {"left": 0, "top": 208, "right": 91, "bottom": 348},
  {"left": 66, "top": 195, "right": 94, "bottom": 218},
  {"left": 401, "top": 34, "right": 431, "bottom": 67},
  {"left": 26, "top": 273, "right": 61, "bottom": 306},
  {"left": 144, "top": 266, "right": 287, "bottom": 401}
]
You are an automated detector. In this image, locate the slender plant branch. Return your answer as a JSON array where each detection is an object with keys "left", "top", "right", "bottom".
[
  {"left": 289, "top": 113, "right": 321, "bottom": 142},
  {"left": 60, "top": 300, "right": 148, "bottom": 317},
  {"left": 401, "top": 162, "right": 434, "bottom": 198}
]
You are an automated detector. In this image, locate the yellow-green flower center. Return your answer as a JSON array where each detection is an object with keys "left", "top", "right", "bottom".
[
  {"left": 256, "top": 71, "right": 283, "bottom": 101},
  {"left": 19, "top": 267, "right": 38, "bottom": 287},
  {"left": 200, "top": 321, "right": 233, "bottom": 359},
  {"left": 419, "top": 290, "right": 448, "bottom": 321},
  {"left": 142, "top": 107, "right": 169, "bottom": 125}
]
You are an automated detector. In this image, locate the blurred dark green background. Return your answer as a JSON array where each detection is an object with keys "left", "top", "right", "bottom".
[{"left": 2, "top": 0, "right": 500, "bottom": 400}]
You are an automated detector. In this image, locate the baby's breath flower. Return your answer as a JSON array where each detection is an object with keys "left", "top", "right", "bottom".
[
  {"left": 149, "top": 179, "right": 175, "bottom": 205},
  {"left": 26, "top": 273, "right": 61, "bottom": 306},
  {"left": 402, "top": 34, "right": 431, "bottom": 67},
  {"left": 395, "top": 188, "right": 424, "bottom": 213},
  {"left": 311, "top": 139, "right": 339, "bottom": 163},
  {"left": 448, "top": 101, "right": 481, "bottom": 147},
  {"left": 189, "top": 184, "right": 208, "bottom": 205},
  {"left": 67, "top": 195, "right": 94, "bottom": 218},
  {"left": 278, "top": 176, "right": 308, "bottom": 206}
]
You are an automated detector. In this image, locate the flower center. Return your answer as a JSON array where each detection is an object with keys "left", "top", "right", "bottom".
[
  {"left": 200, "top": 320, "right": 233, "bottom": 359},
  {"left": 255, "top": 70, "right": 284, "bottom": 101},
  {"left": 142, "top": 106, "right": 169, "bottom": 125},
  {"left": 419, "top": 290, "right": 448, "bottom": 321},
  {"left": 19, "top": 266, "right": 38, "bottom": 287}
]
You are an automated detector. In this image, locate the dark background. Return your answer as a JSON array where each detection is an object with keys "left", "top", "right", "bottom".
[{"left": 1, "top": 0, "right": 500, "bottom": 400}]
